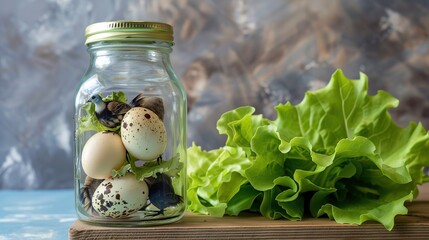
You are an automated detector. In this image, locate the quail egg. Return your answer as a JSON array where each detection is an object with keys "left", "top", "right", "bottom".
[
  {"left": 81, "top": 131, "right": 126, "bottom": 179},
  {"left": 92, "top": 173, "right": 149, "bottom": 218},
  {"left": 121, "top": 107, "right": 167, "bottom": 161}
]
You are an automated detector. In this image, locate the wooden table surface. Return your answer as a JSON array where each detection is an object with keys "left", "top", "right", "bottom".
[{"left": 69, "top": 200, "right": 429, "bottom": 240}]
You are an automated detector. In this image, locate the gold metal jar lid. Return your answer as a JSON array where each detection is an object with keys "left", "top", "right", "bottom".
[{"left": 85, "top": 21, "right": 174, "bottom": 45}]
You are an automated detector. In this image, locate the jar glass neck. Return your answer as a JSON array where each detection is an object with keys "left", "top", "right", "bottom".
[{"left": 88, "top": 42, "right": 171, "bottom": 59}]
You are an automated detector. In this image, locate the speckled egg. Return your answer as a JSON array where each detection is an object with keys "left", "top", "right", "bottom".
[
  {"left": 121, "top": 107, "right": 167, "bottom": 161},
  {"left": 81, "top": 131, "right": 126, "bottom": 179},
  {"left": 91, "top": 173, "right": 149, "bottom": 218}
]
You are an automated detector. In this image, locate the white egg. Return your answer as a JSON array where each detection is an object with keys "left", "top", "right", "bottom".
[
  {"left": 121, "top": 107, "right": 167, "bottom": 161},
  {"left": 92, "top": 173, "right": 149, "bottom": 218},
  {"left": 81, "top": 131, "right": 126, "bottom": 179}
]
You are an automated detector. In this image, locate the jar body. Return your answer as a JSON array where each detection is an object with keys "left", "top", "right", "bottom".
[{"left": 74, "top": 43, "right": 187, "bottom": 226}]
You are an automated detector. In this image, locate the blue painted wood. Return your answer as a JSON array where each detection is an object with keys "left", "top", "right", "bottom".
[{"left": 0, "top": 190, "right": 75, "bottom": 240}]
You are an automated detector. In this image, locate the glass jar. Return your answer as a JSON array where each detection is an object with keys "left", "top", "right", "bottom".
[{"left": 74, "top": 21, "right": 187, "bottom": 226}]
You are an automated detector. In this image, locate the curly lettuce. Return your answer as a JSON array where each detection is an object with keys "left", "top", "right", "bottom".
[
  {"left": 112, "top": 154, "right": 183, "bottom": 180},
  {"left": 187, "top": 69, "right": 429, "bottom": 230}
]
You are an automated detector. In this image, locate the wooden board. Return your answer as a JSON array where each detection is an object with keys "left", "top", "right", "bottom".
[{"left": 69, "top": 201, "right": 429, "bottom": 239}]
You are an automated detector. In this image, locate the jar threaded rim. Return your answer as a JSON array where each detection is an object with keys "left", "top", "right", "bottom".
[{"left": 85, "top": 21, "right": 174, "bottom": 45}]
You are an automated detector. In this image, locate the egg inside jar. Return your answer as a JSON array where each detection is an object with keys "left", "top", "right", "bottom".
[{"left": 78, "top": 91, "right": 185, "bottom": 221}]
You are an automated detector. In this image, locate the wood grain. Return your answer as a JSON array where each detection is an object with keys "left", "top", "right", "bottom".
[{"left": 69, "top": 201, "right": 429, "bottom": 240}]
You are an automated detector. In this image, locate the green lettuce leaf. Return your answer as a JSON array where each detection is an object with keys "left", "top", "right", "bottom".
[
  {"left": 187, "top": 69, "right": 429, "bottom": 230},
  {"left": 225, "top": 183, "right": 262, "bottom": 216},
  {"left": 217, "top": 106, "right": 270, "bottom": 154},
  {"left": 111, "top": 163, "right": 131, "bottom": 178},
  {"left": 111, "top": 154, "right": 183, "bottom": 181},
  {"left": 102, "top": 91, "right": 127, "bottom": 103},
  {"left": 128, "top": 154, "right": 182, "bottom": 181},
  {"left": 187, "top": 143, "right": 252, "bottom": 216}
]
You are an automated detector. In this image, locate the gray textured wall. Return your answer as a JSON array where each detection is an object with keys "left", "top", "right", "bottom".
[{"left": 1, "top": 0, "right": 429, "bottom": 189}]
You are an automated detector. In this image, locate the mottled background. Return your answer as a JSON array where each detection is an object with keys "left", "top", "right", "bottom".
[{"left": 1, "top": 0, "right": 429, "bottom": 189}]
